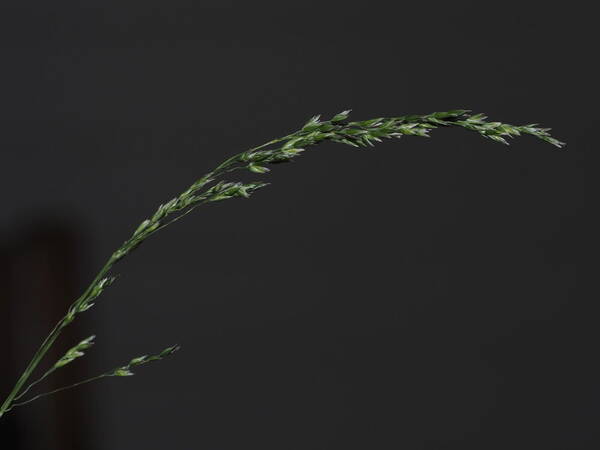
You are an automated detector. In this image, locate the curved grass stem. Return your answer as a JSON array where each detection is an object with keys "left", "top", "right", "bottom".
[{"left": 0, "top": 109, "right": 564, "bottom": 419}]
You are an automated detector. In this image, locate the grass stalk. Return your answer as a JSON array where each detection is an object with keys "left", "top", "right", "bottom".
[{"left": 0, "top": 109, "right": 564, "bottom": 418}]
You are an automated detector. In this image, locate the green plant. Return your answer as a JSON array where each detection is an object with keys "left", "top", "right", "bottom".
[{"left": 0, "top": 109, "right": 564, "bottom": 418}]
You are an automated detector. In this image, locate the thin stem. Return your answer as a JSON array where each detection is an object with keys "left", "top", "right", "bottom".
[
  {"left": 11, "top": 374, "right": 109, "bottom": 408},
  {"left": 0, "top": 258, "right": 114, "bottom": 418},
  {"left": 13, "top": 367, "right": 57, "bottom": 402},
  {"left": 10, "top": 345, "right": 179, "bottom": 411},
  {"left": 0, "top": 323, "right": 63, "bottom": 418}
]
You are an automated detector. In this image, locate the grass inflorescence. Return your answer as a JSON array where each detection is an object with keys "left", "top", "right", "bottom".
[{"left": 0, "top": 109, "right": 564, "bottom": 418}]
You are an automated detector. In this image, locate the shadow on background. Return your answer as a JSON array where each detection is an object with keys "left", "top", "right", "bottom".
[{"left": 0, "top": 219, "right": 92, "bottom": 449}]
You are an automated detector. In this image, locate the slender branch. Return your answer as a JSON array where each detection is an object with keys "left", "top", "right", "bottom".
[
  {"left": 13, "top": 335, "right": 96, "bottom": 402},
  {"left": 9, "top": 345, "right": 179, "bottom": 411},
  {"left": 10, "top": 375, "right": 109, "bottom": 409},
  {"left": 13, "top": 368, "right": 56, "bottom": 402}
]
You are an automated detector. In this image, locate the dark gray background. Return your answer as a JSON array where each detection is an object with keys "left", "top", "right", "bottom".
[{"left": 0, "top": 2, "right": 594, "bottom": 449}]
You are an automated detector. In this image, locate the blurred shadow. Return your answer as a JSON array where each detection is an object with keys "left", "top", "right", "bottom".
[{"left": 0, "top": 218, "right": 91, "bottom": 449}]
